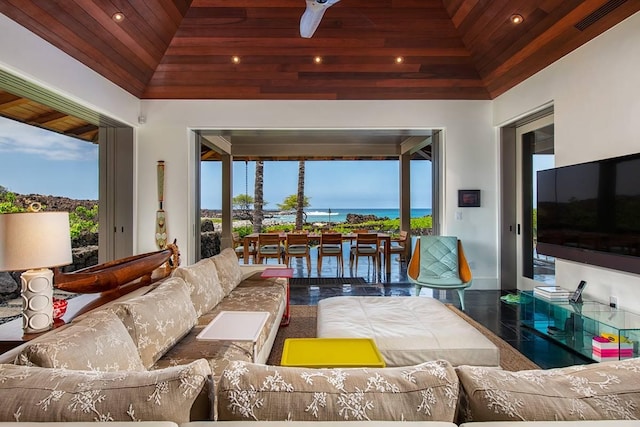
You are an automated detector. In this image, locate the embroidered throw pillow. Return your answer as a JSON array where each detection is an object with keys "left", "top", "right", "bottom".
[
  {"left": 172, "top": 258, "right": 225, "bottom": 316},
  {"left": 15, "top": 310, "right": 145, "bottom": 372},
  {"left": 0, "top": 359, "right": 211, "bottom": 423},
  {"left": 114, "top": 276, "right": 197, "bottom": 368},
  {"left": 211, "top": 248, "right": 243, "bottom": 295},
  {"left": 217, "top": 360, "right": 459, "bottom": 421},
  {"left": 457, "top": 358, "right": 640, "bottom": 422}
]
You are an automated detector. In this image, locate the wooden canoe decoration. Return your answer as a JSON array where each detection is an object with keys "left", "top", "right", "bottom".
[
  {"left": 156, "top": 160, "right": 168, "bottom": 250},
  {"left": 53, "top": 241, "right": 180, "bottom": 294}
]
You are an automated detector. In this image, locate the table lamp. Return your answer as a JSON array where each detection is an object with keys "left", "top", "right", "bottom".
[{"left": 0, "top": 208, "right": 72, "bottom": 333}]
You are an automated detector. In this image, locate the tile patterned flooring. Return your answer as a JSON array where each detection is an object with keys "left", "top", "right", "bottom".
[{"left": 267, "top": 244, "right": 593, "bottom": 370}]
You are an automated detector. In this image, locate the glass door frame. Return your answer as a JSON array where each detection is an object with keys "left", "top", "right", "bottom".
[{"left": 515, "top": 114, "right": 554, "bottom": 290}]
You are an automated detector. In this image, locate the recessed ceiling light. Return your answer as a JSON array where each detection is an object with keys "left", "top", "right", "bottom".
[
  {"left": 231, "top": 56, "right": 241, "bottom": 64},
  {"left": 510, "top": 14, "right": 523, "bottom": 24},
  {"left": 112, "top": 12, "right": 125, "bottom": 22},
  {"left": 314, "top": 56, "right": 323, "bottom": 64},
  {"left": 395, "top": 56, "right": 404, "bottom": 64}
]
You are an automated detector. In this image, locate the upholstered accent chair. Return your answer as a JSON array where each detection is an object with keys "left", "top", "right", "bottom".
[
  {"left": 284, "top": 232, "right": 311, "bottom": 275},
  {"left": 317, "top": 232, "right": 344, "bottom": 276},
  {"left": 408, "top": 235, "right": 472, "bottom": 310},
  {"left": 256, "top": 233, "right": 284, "bottom": 264}
]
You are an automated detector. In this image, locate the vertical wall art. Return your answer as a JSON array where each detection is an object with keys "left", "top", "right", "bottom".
[{"left": 156, "top": 160, "right": 167, "bottom": 249}]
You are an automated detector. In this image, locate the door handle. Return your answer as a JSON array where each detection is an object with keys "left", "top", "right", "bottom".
[{"left": 517, "top": 224, "right": 521, "bottom": 235}]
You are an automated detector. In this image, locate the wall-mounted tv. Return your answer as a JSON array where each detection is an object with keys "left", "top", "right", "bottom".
[{"left": 536, "top": 152, "right": 640, "bottom": 275}]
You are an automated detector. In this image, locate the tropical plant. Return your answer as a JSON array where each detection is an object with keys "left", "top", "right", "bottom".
[
  {"left": 233, "top": 224, "right": 254, "bottom": 238},
  {"left": 69, "top": 205, "right": 98, "bottom": 238},
  {"left": 0, "top": 189, "right": 23, "bottom": 213},
  {"left": 232, "top": 194, "right": 254, "bottom": 211},
  {"left": 0, "top": 187, "right": 101, "bottom": 239},
  {"left": 255, "top": 215, "right": 433, "bottom": 235},
  {"left": 278, "top": 194, "right": 310, "bottom": 211}
]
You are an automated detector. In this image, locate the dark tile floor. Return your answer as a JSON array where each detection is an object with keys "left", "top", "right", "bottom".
[{"left": 277, "top": 245, "right": 593, "bottom": 370}]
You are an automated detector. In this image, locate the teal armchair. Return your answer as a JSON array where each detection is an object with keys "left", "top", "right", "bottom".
[{"left": 408, "top": 235, "right": 473, "bottom": 310}]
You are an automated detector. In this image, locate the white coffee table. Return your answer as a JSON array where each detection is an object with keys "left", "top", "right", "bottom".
[{"left": 196, "top": 311, "right": 270, "bottom": 362}]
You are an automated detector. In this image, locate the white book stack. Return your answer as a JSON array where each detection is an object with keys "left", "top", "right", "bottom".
[{"left": 533, "top": 286, "right": 572, "bottom": 301}]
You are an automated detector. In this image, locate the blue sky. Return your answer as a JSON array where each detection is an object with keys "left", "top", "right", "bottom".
[
  {"left": 0, "top": 117, "right": 99, "bottom": 199},
  {"left": 0, "top": 116, "right": 432, "bottom": 209},
  {"left": 201, "top": 160, "right": 432, "bottom": 209}
]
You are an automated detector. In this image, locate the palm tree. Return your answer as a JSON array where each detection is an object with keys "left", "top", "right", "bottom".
[
  {"left": 253, "top": 160, "right": 264, "bottom": 233},
  {"left": 295, "top": 160, "right": 305, "bottom": 230}
]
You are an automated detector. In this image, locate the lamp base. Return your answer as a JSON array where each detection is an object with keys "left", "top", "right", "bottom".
[{"left": 21, "top": 268, "right": 54, "bottom": 333}]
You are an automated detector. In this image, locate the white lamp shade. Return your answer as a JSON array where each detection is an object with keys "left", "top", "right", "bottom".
[{"left": 0, "top": 211, "right": 72, "bottom": 271}]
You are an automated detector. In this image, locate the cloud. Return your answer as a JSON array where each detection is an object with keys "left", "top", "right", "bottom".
[{"left": 0, "top": 117, "right": 96, "bottom": 161}]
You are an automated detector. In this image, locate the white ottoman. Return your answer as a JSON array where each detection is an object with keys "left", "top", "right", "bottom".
[{"left": 317, "top": 296, "right": 500, "bottom": 367}]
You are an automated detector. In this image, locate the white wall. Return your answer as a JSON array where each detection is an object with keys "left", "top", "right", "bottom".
[
  {"left": 138, "top": 100, "right": 498, "bottom": 287},
  {"left": 493, "top": 12, "right": 640, "bottom": 310}
]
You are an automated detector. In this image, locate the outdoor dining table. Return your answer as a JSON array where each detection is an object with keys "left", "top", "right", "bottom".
[{"left": 242, "top": 232, "right": 392, "bottom": 275}]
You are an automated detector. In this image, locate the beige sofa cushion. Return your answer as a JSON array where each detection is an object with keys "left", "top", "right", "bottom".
[
  {"left": 114, "top": 277, "right": 197, "bottom": 368},
  {"left": 0, "top": 359, "right": 211, "bottom": 423},
  {"left": 456, "top": 357, "right": 640, "bottom": 422},
  {"left": 217, "top": 360, "right": 459, "bottom": 422},
  {"left": 15, "top": 310, "right": 145, "bottom": 372},
  {"left": 211, "top": 248, "right": 243, "bottom": 295},
  {"left": 153, "top": 279, "right": 287, "bottom": 378},
  {"left": 173, "top": 258, "right": 225, "bottom": 316}
]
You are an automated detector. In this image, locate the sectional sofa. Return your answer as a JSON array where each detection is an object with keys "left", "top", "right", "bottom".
[
  {"left": 0, "top": 248, "right": 287, "bottom": 422},
  {"left": 2, "top": 248, "right": 640, "bottom": 426}
]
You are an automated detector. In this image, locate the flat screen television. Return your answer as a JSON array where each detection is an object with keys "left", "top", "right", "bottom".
[{"left": 536, "top": 152, "right": 640, "bottom": 275}]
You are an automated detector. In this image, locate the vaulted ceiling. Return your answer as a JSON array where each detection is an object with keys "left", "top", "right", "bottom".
[{"left": 1, "top": 0, "right": 638, "bottom": 101}]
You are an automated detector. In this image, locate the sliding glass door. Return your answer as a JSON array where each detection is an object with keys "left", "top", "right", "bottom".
[{"left": 515, "top": 115, "right": 555, "bottom": 289}]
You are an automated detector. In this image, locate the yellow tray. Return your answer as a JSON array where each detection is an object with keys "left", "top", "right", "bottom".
[{"left": 281, "top": 337, "right": 386, "bottom": 368}]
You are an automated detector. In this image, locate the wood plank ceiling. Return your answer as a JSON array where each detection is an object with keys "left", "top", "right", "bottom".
[
  {"left": 1, "top": 0, "right": 638, "bottom": 101},
  {"left": 0, "top": 89, "right": 98, "bottom": 143}
]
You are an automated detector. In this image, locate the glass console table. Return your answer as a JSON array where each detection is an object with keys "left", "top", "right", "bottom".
[{"left": 520, "top": 290, "right": 640, "bottom": 361}]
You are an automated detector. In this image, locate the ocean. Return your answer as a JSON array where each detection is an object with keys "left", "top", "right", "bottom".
[{"left": 268, "top": 208, "right": 432, "bottom": 224}]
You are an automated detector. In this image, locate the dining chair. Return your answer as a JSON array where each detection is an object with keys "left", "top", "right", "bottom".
[
  {"left": 232, "top": 231, "right": 256, "bottom": 263},
  {"left": 256, "top": 233, "right": 284, "bottom": 264},
  {"left": 285, "top": 232, "right": 311, "bottom": 275},
  {"left": 408, "top": 235, "right": 472, "bottom": 310},
  {"left": 347, "top": 228, "right": 369, "bottom": 251},
  {"left": 317, "top": 233, "right": 344, "bottom": 276},
  {"left": 349, "top": 232, "right": 380, "bottom": 275},
  {"left": 380, "top": 230, "right": 410, "bottom": 265}
]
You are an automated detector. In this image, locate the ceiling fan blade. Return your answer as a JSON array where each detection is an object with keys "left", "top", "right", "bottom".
[{"left": 300, "top": 0, "right": 340, "bottom": 38}]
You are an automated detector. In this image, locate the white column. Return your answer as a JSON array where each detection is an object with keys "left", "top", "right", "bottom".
[
  {"left": 221, "top": 154, "right": 234, "bottom": 250},
  {"left": 399, "top": 152, "right": 411, "bottom": 233}
]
